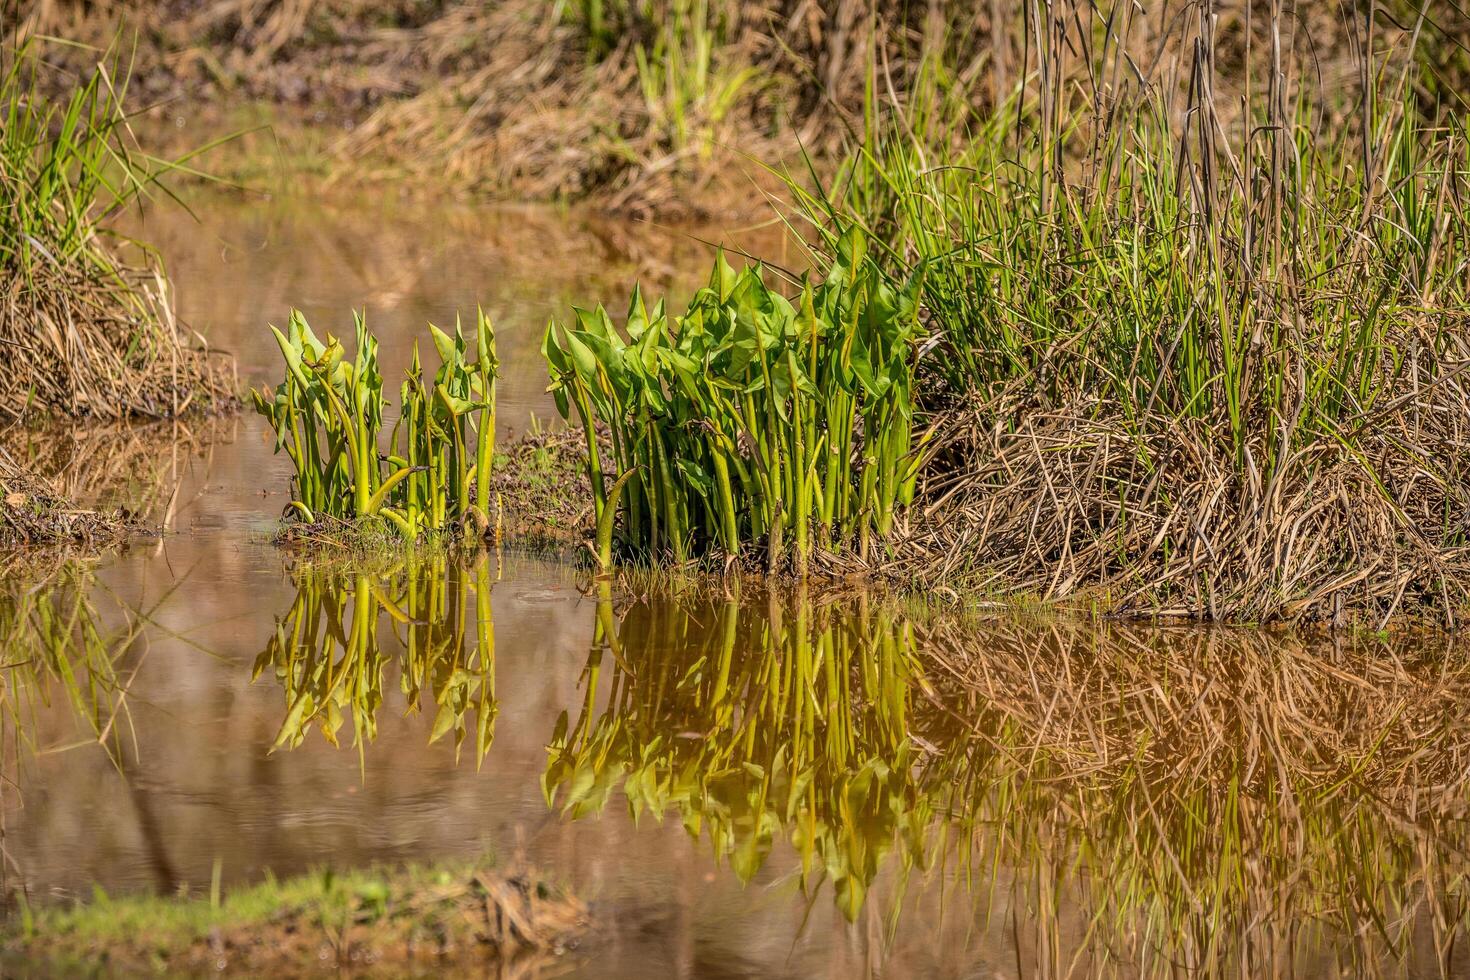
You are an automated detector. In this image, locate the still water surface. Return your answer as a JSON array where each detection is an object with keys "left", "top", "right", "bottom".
[{"left": 4, "top": 192, "right": 1470, "bottom": 977}]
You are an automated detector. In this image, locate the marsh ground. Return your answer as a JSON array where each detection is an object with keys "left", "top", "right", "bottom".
[{"left": 1, "top": 190, "right": 1469, "bottom": 977}]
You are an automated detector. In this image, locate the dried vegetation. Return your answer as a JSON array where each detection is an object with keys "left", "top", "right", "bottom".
[
  {"left": 0, "top": 40, "right": 234, "bottom": 421},
  {"left": 8, "top": 1, "right": 1468, "bottom": 223}
]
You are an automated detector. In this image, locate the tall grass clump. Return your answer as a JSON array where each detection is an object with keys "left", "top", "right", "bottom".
[
  {"left": 0, "top": 38, "right": 233, "bottom": 419},
  {"left": 252, "top": 309, "right": 498, "bottom": 539},
  {"left": 544, "top": 229, "right": 922, "bottom": 572},
  {"left": 789, "top": 2, "right": 1470, "bottom": 624}
]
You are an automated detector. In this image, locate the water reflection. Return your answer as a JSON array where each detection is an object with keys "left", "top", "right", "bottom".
[
  {"left": 254, "top": 554, "right": 499, "bottom": 766},
  {"left": 922, "top": 620, "right": 1470, "bottom": 976},
  {"left": 10, "top": 550, "right": 1470, "bottom": 976},
  {"left": 242, "top": 570, "right": 1470, "bottom": 975},
  {"left": 119, "top": 190, "right": 797, "bottom": 428},
  {"left": 546, "top": 586, "right": 929, "bottom": 922},
  {"left": 0, "top": 559, "right": 134, "bottom": 764},
  {"left": 0, "top": 415, "right": 241, "bottom": 523},
  {"left": 546, "top": 593, "right": 1470, "bottom": 974}
]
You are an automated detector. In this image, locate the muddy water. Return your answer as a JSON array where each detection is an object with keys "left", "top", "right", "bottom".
[{"left": 5, "top": 193, "right": 1470, "bottom": 978}]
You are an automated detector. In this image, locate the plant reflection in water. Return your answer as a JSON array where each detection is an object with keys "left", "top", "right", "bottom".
[
  {"left": 0, "top": 559, "right": 140, "bottom": 765},
  {"left": 548, "top": 585, "right": 1470, "bottom": 975},
  {"left": 253, "top": 552, "right": 498, "bottom": 768},
  {"left": 545, "top": 582, "right": 928, "bottom": 921},
  {"left": 252, "top": 566, "right": 1470, "bottom": 975}
]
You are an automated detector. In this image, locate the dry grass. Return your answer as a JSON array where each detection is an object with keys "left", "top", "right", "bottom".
[
  {"left": 889, "top": 376, "right": 1470, "bottom": 626},
  {"left": 10, "top": 1, "right": 1469, "bottom": 220},
  {"left": 0, "top": 2, "right": 1120, "bottom": 216},
  {"left": 1, "top": 37, "right": 236, "bottom": 421},
  {"left": 0, "top": 259, "right": 236, "bottom": 420}
]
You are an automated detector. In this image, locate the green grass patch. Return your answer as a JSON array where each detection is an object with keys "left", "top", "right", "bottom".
[{"left": 7, "top": 858, "right": 586, "bottom": 975}]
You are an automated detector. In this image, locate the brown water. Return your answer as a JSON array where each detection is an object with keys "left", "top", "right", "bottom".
[{"left": 4, "top": 192, "right": 1470, "bottom": 978}]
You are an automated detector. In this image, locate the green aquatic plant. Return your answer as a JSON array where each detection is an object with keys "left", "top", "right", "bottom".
[
  {"left": 544, "top": 228, "right": 922, "bottom": 572},
  {"left": 543, "top": 585, "right": 928, "bottom": 920},
  {"left": 254, "top": 553, "right": 498, "bottom": 766},
  {"left": 252, "top": 309, "right": 498, "bottom": 537}
]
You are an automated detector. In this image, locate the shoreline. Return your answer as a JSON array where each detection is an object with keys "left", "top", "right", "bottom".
[
  {"left": 6, "top": 414, "right": 1463, "bottom": 630},
  {"left": 3, "top": 860, "right": 587, "bottom": 977}
]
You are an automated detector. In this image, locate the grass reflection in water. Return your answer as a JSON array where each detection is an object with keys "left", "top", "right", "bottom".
[
  {"left": 548, "top": 585, "right": 1470, "bottom": 975},
  {"left": 253, "top": 553, "right": 498, "bottom": 767},
  {"left": 921, "top": 621, "right": 1470, "bottom": 976},
  {"left": 0, "top": 560, "right": 140, "bottom": 765},
  {"left": 250, "top": 565, "right": 1470, "bottom": 975}
]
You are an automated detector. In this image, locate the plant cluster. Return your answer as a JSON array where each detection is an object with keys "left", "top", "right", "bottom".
[
  {"left": 544, "top": 228, "right": 922, "bottom": 572},
  {"left": 787, "top": 2, "right": 1470, "bottom": 621},
  {"left": 252, "top": 309, "right": 498, "bottom": 538}
]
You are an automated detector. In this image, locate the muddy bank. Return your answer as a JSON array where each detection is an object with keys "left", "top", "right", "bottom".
[
  {"left": 0, "top": 415, "right": 246, "bottom": 550},
  {"left": 0, "top": 454, "right": 129, "bottom": 548},
  {"left": 487, "top": 424, "right": 597, "bottom": 551},
  {"left": 5, "top": 860, "right": 586, "bottom": 976}
]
